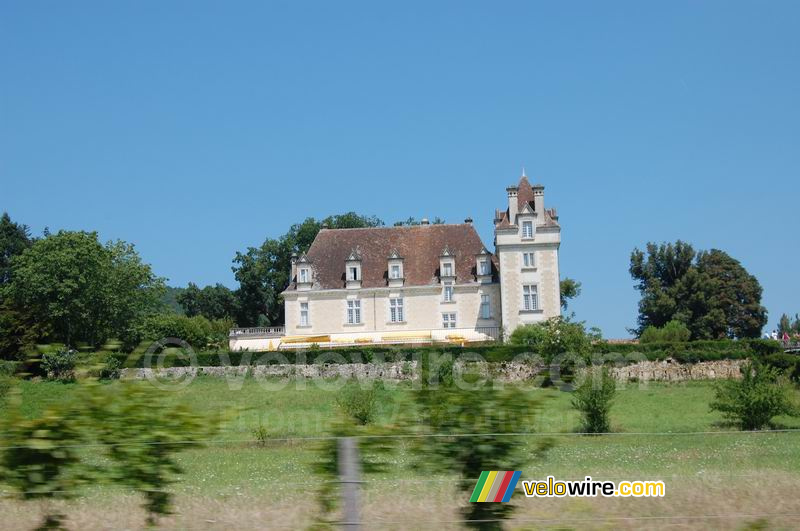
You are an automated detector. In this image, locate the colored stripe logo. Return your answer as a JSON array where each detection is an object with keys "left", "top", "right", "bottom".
[{"left": 469, "top": 471, "right": 522, "bottom": 502}]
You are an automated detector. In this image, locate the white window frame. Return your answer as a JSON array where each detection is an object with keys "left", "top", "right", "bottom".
[
  {"left": 389, "top": 297, "right": 404, "bottom": 323},
  {"left": 479, "top": 260, "right": 490, "bottom": 275},
  {"left": 299, "top": 268, "right": 309, "bottom": 283},
  {"left": 346, "top": 299, "right": 362, "bottom": 324},
  {"left": 390, "top": 264, "right": 401, "bottom": 279},
  {"left": 480, "top": 294, "right": 491, "bottom": 319},
  {"left": 522, "top": 221, "right": 533, "bottom": 239},
  {"left": 443, "top": 282, "right": 454, "bottom": 302},
  {"left": 522, "top": 252, "right": 535, "bottom": 268},
  {"left": 442, "top": 262, "right": 453, "bottom": 277},
  {"left": 299, "top": 302, "right": 309, "bottom": 326},
  {"left": 522, "top": 284, "right": 539, "bottom": 311},
  {"left": 348, "top": 266, "right": 360, "bottom": 281},
  {"left": 442, "top": 312, "right": 457, "bottom": 329}
]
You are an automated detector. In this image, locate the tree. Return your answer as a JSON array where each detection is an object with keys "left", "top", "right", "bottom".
[
  {"left": 560, "top": 278, "right": 582, "bottom": 310},
  {"left": 232, "top": 212, "right": 383, "bottom": 326},
  {"left": 0, "top": 212, "right": 32, "bottom": 285},
  {"left": 177, "top": 282, "right": 238, "bottom": 321},
  {"left": 572, "top": 367, "right": 616, "bottom": 433},
  {"left": 778, "top": 313, "right": 792, "bottom": 335},
  {"left": 4, "top": 231, "right": 164, "bottom": 349},
  {"left": 629, "top": 242, "right": 767, "bottom": 339},
  {"left": 710, "top": 362, "right": 798, "bottom": 430}
]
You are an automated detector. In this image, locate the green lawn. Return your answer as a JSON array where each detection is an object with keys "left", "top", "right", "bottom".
[{"left": 2, "top": 377, "right": 800, "bottom": 529}]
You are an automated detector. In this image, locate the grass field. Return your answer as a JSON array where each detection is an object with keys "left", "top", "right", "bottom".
[{"left": 2, "top": 377, "right": 800, "bottom": 529}]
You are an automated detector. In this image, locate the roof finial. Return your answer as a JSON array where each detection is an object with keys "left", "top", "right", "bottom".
[{"left": 522, "top": 166, "right": 527, "bottom": 178}]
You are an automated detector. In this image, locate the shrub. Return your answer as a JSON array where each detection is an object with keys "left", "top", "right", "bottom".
[
  {"left": 41, "top": 348, "right": 77, "bottom": 381},
  {"left": 0, "top": 360, "right": 18, "bottom": 377},
  {"left": 763, "top": 354, "right": 800, "bottom": 382},
  {"left": 335, "top": 384, "right": 378, "bottom": 425},
  {"left": 509, "top": 317, "right": 594, "bottom": 360},
  {"left": 640, "top": 320, "right": 691, "bottom": 343},
  {"left": 100, "top": 356, "right": 122, "bottom": 380},
  {"left": 572, "top": 366, "right": 616, "bottom": 433},
  {"left": 251, "top": 424, "right": 270, "bottom": 446},
  {"left": 710, "top": 362, "right": 798, "bottom": 430},
  {"left": 130, "top": 314, "right": 233, "bottom": 351},
  {"left": 0, "top": 375, "right": 13, "bottom": 403}
]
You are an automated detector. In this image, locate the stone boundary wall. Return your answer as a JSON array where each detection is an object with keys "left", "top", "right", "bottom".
[{"left": 121, "top": 358, "right": 745, "bottom": 383}]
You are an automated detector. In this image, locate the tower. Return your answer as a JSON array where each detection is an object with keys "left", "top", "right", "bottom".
[{"left": 494, "top": 172, "right": 561, "bottom": 336}]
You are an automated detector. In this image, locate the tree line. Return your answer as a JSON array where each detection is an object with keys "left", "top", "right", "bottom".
[{"left": 0, "top": 209, "right": 778, "bottom": 358}]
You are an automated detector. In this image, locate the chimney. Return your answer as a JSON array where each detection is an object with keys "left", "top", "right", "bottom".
[
  {"left": 290, "top": 252, "right": 298, "bottom": 282},
  {"left": 506, "top": 186, "right": 519, "bottom": 224},
  {"left": 464, "top": 217, "right": 473, "bottom": 225},
  {"left": 533, "top": 184, "right": 545, "bottom": 221},
  {"left": 420, "top": 218, "right": 430, "bottom": 225}
]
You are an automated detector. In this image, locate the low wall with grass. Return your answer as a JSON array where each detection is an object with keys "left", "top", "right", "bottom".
[
  {"left": 120, "top": 358, "right": 747, "bottom": 383},
  {"left": 113, "top": 338, "right": 783, "bottom": 369}
]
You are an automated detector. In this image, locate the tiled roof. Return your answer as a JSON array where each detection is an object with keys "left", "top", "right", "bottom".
[
  {"left": 495, "top": 175, "right": 559, "bottom": 229},
  {"left": 287, "top": 224, "right": 497, "bottom": 290}
]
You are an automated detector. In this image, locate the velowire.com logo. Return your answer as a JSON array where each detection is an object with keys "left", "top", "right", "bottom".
[{"left": 469, "top": 471, "right": 522, "bottom": 503}]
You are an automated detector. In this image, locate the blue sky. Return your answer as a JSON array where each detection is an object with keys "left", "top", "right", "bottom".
[{"left": 2, "top": 1, "right": 798, "bottom": 337}]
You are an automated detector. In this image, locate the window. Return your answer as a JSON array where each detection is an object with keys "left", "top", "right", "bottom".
[
  {"left": 390, "top": 264, "right": 401, "bottom": 279},
  {"left": 299, "top": 268, "right": 309, "bottom": 282},
  {"left": 522, "top": 285, "right": 538, "bottom": 311},
  {"left": 443, "top": 282, "right": 454, "bottom": 302},
  {"left": 349, "top": 267, "right": 359, "bottom": 281},
  {"left": 442, "top": 312, "right": 457, "bottom": 329},
  {"left": 300, "top": 302, "right": 309, "bottom": 326},
  {"left": 480, "top": 294, "right": 491, "bottom": 319},
  {"left": 479, "top": 260, "right": 490, "bottom": 275},
  {"left": 389, "top": 297, "right": 404, "bottom": 322},
  {"left": 442, "top": 262, "right": 453, "bottom": 277},
  {"left": 522, "top": 221, "right": 533, "bottom": 239},
  {"left": 522, "top": 252, "right": 535, "bottom": 268},
  {"left": 347, "top": 300, "right": 362, "bottom": 324}
]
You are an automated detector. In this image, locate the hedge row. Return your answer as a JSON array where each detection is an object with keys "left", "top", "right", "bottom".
[{"left": 114, "top": 339, "right": 788, "bottom": 369}]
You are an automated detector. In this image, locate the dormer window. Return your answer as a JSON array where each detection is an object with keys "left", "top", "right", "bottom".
[
  {"left": 522, "top": 221, "right": 533, "bottom": 239},
  {"left": 439, "top": 246, "right": 456, "bottom": 282},
  {"left": 295, "top": 255, "right": 313, "bottom": 291},
  {"left": 476, "top": 248, "right": 493, "bottom": 283},
  {"left": 387, "top": 249, "right": 404, "bottom": 287},
  {"left": 345, "top": 249, "right": 362, "bottom": 289}
]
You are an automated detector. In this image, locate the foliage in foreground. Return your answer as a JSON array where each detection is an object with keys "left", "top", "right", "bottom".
[
  {"left": 0, "top": 381, "right": 219, "bottom": 528},
  {"left": 413, "top": 356, "right": 551, "bottom": 529},
  {"left": 710, "top": 362, "right": 799, "bottom": 430},
  {"left": 572, "top": 366, "right": 616, "bottom": 433}
]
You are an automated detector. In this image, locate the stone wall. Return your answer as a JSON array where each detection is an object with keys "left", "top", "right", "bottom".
[{"left": 121, "top": 358, "right": 745, "bottom": 383}]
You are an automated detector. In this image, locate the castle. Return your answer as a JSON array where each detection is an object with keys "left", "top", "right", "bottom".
[{"left": 230, "top": 173, "right": 561, "bottom": 350}]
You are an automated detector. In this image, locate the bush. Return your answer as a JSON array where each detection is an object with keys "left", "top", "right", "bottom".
[
  {"left": 129, "top": 314, "right": 233, "bottom": 351},
  {"left": 0, "top": 360, "right": 19, "bottom": 377},
  {"left": 100, "top": 357, "right": 122, "bottom": 380},
  {"left": 710, "top": 362, "right": 798, "bottom": 430},
  {"left": 41, "top": 348, "right": 77, "bottom": 381},
  {"left": 0, "top": 375, "right": 13, "bottom": 403},
  {"left": 335, "top": 384, "right": 378, "bottom": 425},
  {"left": 763, "top": 354, "right": 800, "bottom": 382},
  {"left": 509, "top": 318, "right": 595, "bottom": 360},
  {"left": 572, "top": 367, "right": 616, "bottom": 433},
  {"left": 640, "top": 320, "right": 691, "bottom": 343}
]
